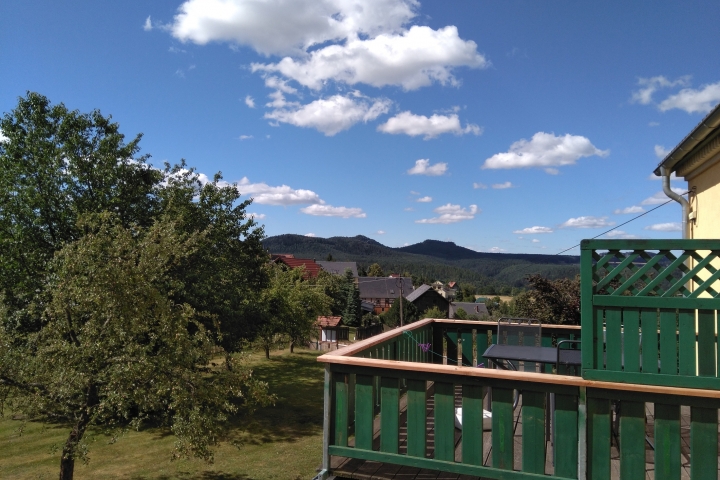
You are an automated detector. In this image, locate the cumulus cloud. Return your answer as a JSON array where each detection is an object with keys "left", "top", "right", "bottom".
[
  {"left": 605, "top": 230, "right": 639, "bottom": 239},
  {"left": 645, "top": 222, "right": 682, "bottom": 232},
  {"left": 305, "top": 233, "right": 316, "bottom": 237},
  {"left": 614, "top": 206, "right": 644, "bottom": 214},
  {"left": 513, "top": 226, "right": 553, "bottom": 234},
  {"left": 143, "top": 16, "right": 153, "bottom": 31},
  {"left": 264, "top": 94, "right": 391, "bottom": 135},
  {"left": 0, "top": 130, "right": 7, "bottom": 143},
  {"left": 252, "top": 25, "right": 487, "bottom": 90},
  {"left": 247, "top": 212, "right": 266, "bottom": 220},
  {"left": 237, "top": 177, "right": 323, "bottom": 205},
  {"left": 416, "top": 204, "right": 478, "bottom": 224},
  {"left": 654, "top": 145, "right": 669, "bottom": 159},
  {"left": 492, "top": 181, "right": 513, "bottom": 189},
  {"left": 473, "top": 182, "right": 487, "bottom": 189},
  {"left": 377, "top": 111, "right": 481, "bottom": 139},
  {"left": 417, "top": 196, "right": 432, "bottom": 203},
  {"left": 407, "top": 159, "right": 448, "bottom": 176},
  {"left": 560, "top": 216, "right": 614, "bottom": 229},
  {"left": 658, "top": 81, "right": 720, "bottom": 114},
  {"left": 482, "top": 132, "right": 609, "bottom": 172},
  {"left": 641, "top": 188, "right": 686, "bottom": 205},
  {"left": 171, "top": 0, "right": 486, "bottom": 91},
  {"left": 487, "top": 247, "right": 507, "bottom": 253},
  {"left": 300, "top": 204, "right": 366, "bottom": 218},
  {"left": 532, "top": 239, "right": 540, "bottom": 243},
  {"left": 631, "top": 75, "right": 690, "bottom": 105},
  {"left": 245, "top": 95, "right": 256, "bottom": 108},
  {"left": 239, "top": 135, "right": 253, "bottom": 140}
]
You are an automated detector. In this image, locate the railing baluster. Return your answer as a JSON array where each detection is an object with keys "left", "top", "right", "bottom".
[
  {"left": 690, "top": 406, "right": 718, "bottom": 479},
  {"left": 623, "top": 308, "right": 640, "bottom": 373},
  {"left": 521, "top": 390, "right": 546, "bottom": 474},
  {"left": 641, "top": 309, "right": 659, "bottom": 373},
  {"left": 491, "top": 387, "right": 514, "bottom": 470},
  {"left": 697, "top": 309, "right": 715, "bottom": 377},
  {"left": 654, "top": 403, "right": 681, "bottom": 480},
  {"left": 433, "top": 381, "right": 455, "bottom": 462},
  {"left": 554, "top": 393, "right": 579, "bottom": 478},
  {"left": 380, "top": 377, "right": 399, "bottom": 454},
  {"left": 461, "top": 383, "right": 484, "bottom": 466},
  {"left": 587, "top": 397, "right": 611, "bottom": 480},
  {"left": 678, "top": 309, "right": 696, "bottom": 376},
  {"left": 619, "top": 400, "right": 645, "bottom": 479},
  {"left": 406, "top": 379, "right": 427, "bottom": 458},
  {"left": 355, "top": 374, "right": 374, "bottom": 450},
  {"left": 659, "top": 310, "right": 678, "bottom": 375},
  {"left": 334, "top": 373, "right": 349, "bottom": 447},
  {"left": 606, "top": 307, "right": 622, "bottom": 371}
]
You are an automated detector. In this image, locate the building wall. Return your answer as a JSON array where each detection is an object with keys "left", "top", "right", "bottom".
[
  {"left": 412, "top": 292, "right": 449, "bottom": 318},
  {"left": 688, "top": 158, "right": 720, "bottom": 239}
]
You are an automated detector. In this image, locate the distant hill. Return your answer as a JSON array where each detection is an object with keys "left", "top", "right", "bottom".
[{"left": 262, "top": 234, "right": 580, "bottom": 294}]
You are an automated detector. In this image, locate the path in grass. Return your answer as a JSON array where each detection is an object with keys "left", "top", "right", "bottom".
[{"left": 0, "top": 349, "right": 325, "bottom": 479}]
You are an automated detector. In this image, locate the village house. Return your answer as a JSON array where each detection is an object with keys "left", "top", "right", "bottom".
[
  {"left": 405, "top": 284, "right": 450, "bottom": 317},
  {"left": 358, "top": 277, "right": 413, "bottom": 314},
  {"left": 430, "top": 280, "right": 457, "bottom": 301}
]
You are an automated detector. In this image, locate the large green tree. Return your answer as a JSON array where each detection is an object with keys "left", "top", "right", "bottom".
[{"left": 0, "top": 214, "right": 272, "bottom": 480}]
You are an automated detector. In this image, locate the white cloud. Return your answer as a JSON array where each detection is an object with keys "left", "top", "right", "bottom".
[
  {"left": 631, "top": 75, "right": 690, "bottom": 105},
  {"left": 645, "top": 222, "right": 682, "bottom": 232},
  {"left": 492, "top": 181, "right": 513, "bottom": 189},
  {"left": 416, "top": 204, "right": 478, "bottom": 224},
  {"left": 513, "top": 226, "right": 553, "bottom": 234},
  {"left": 560, "top": 216, "right": 614, "bottom": 229},
  {"left": 407, "top": 159, "right": 447, "bottom": 176},
  {"left": 649, "top": 121, "right": 660, "bottom": 127},
  {"left": 614, "top": 205, "right": 644, "bottom": 214},
  {"left": 487, "top": 247, "right": 507, "bottom": 253},
  {"left": 532, "top": 239, "right": 540, "bottom": 243},
  {"left": 247, "top": 212, "right": 266, "bottom": 220},
  {"left": 300, "top": 204, "right": 366, "bottom": 218},
  {"left": 377, "top": 111, "right": 481, "bottom": 139},
  {"left": 659, "top": 82, "right": 720, "bottom": 114},
  {"left": 143, "top": 16, "right": 153, "bottom": 31},
  {"left": 604, "top": 230, "right": 639, "bottom": 239},
  {"left": 654, "top": 145, "right": 669, "bottom": 159},
  {"left": 305, "top": 233, "right": 316, "bottom": 237},
  {"left": 252, "top": 25, "right": 487, "bottom": 90},
  {"left": 417, "top": 196, "right": 432, "bottom": 203},
  {"left": 544, "top": 167, "right": 560, "bottom": 175},
  {"left": 0, "top": 130, "right": 7, "bottom": 143},
  {"left": 473, "top": 182, "right": 487, "bottom": 189},
  {"left": 170, "top": 0, "right": 419, "bottom": 56},
  {"left": 482, "top": 132, "right": 609, "bottom": 171},
  {"left": 410, "top": 191, "right": 420, "bottom": 195},
  {"left": 404, "top": 207, "right": 414, "bottom": 211},
  {"left": 641, "top": 188, "right": 686, "bottom": 205},
  {"left": 237, "top": 177, "right": 323, "bottom": 205},
  {"left": 377, "top": 230, "right": 386, "bottom": 235},
  {"left": 245, "top": 95, "right": 256, "bottom": 108},
  {"left": 239, "top": 135, "right": 253, "bottom": 140},
  {"left": 264, "top": 94, "right": 391, "bottom": 136}
]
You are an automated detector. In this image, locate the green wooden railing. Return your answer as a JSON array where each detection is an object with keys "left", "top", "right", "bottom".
[{"left": 580, "top": 239, "right": 720, "bottom": 389}]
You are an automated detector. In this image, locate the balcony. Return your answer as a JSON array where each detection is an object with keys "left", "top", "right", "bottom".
[{"left": 316, "top": 240, "right": 720, "bottom": 480}]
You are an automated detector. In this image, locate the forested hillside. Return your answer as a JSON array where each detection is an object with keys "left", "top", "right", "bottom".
[{"left": 262, "top": 234, "right": 580, "bottom": 294}]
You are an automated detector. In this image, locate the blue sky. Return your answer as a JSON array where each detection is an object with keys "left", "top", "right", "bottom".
[{"left": 2, "top": 1, "right": 719, "bottom": 255}]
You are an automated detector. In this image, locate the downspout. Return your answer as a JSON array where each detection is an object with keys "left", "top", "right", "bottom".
[{"left": 660, "top": 166, "right": 690, "bottom": 239}]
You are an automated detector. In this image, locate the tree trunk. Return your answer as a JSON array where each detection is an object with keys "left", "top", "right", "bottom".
[
  {"left": 289, "top": 340, "right": 295, "bottom": 353},
  {"left": 264, "top": 345, "right": 270, "bottom": 359},
  {"left": 59, "top": 383, "right": 98, "bottom": 480}
]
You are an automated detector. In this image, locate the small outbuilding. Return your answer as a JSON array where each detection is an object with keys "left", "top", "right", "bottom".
[{"left": 406, "top": 284, "right": 450, "bottom": 318}]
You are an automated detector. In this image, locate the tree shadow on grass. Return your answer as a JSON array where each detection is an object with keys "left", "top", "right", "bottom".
[{"left": 222, "top": 350, "right": 325, "bottom": 446}]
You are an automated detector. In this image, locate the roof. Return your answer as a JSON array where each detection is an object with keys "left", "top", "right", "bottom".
[
  {"left": 361, "top": 300, "right": 375, "bottom": 312},
  {"left": 272, "top": 256, "right": 323, "bottom": 278},
  {"left": 316, "top": 261, "right": 358, "bottom": 277},
  {"left": 406, "top": 284, "right": 449, "bottom": 304},
  {"left": 317, "top": 316, "right": 343, "bottom": 327},
  {"left": 447, "top": 281, "right": 457, "bottom": 288},
  {"left": 654, "top": 102, "right": 720, "bottom": 178},
  {"left": 358, "top": 277, "right": 413, "bottom": 299},
  {"left": 450, "top": 302, "right": 489, "bottom": 318}
]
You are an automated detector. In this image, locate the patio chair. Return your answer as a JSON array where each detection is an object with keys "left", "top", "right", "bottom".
[{"left": 495, "top": 317, "right": 543, "bottom": 371}]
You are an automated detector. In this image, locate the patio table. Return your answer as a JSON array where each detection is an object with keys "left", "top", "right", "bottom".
[{"left": 482, "top": 344, "right": 581, "bottom": 370}]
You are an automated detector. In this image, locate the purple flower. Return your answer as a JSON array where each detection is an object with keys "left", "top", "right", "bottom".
[
  {"left": 476, "top": 363, "right": 485, "bottom": 368},
  {"left": 418, "top": 343, "right": 431, "bottom": 353}
]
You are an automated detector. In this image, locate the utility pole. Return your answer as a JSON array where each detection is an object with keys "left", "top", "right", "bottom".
[{"left": 396, "top": 278, "right": 404, "bottom": 327}]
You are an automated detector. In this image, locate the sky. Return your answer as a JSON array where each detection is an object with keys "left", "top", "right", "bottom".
[{"left": 2, "top": 1, "right": 719, "bottom": 255}]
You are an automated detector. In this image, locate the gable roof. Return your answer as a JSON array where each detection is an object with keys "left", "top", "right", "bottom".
[
  {"left": 317, "top": 316, "right": 343, "bottom": 327},
  {"left": 654, "top": 102, "right": 720, "bottom": 178},
  {"left": 358, "top": 277, "right": 413, "bottom": 299},
  {"left": 272, "top": 255, "right": 323, "bottom": 278},
  {"left": 406, "top": 284, "right": 449, "bottom": 304},
  {"left": 450, "top": 302, "right": 489, "bottom": 318},
  {"left": 316, "top": 261, "right": 358, "bottom": 277}
]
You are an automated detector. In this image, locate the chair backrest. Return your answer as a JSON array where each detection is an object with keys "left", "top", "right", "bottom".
[{"left": 496, "top": 317, "right": 542, "bottom": 347}]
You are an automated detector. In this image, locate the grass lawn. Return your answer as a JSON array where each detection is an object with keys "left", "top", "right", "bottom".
[{"left": 0, "top": 348, "right": 325, "bottom": 479}]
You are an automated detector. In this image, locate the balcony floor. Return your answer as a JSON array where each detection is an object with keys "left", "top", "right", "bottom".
[{"left": 330, "top": 384, "right": 704, "bottom": 480}]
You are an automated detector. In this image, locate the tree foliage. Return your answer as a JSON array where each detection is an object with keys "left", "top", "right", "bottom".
[
  {"left": 380, "top": 297, "right": 418, "bottom": 327},
  {"left": 0, "top": 214, "right": 272, "bottom": 479},
  {"left": 513, "top": 274, "right": 581, "bottom": 325},
  {"left": 421, "top": 306, "right": 447, "bottom": 320},
  {"left": 366, "top": 263, "right": 384, "bottom": 277}
]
